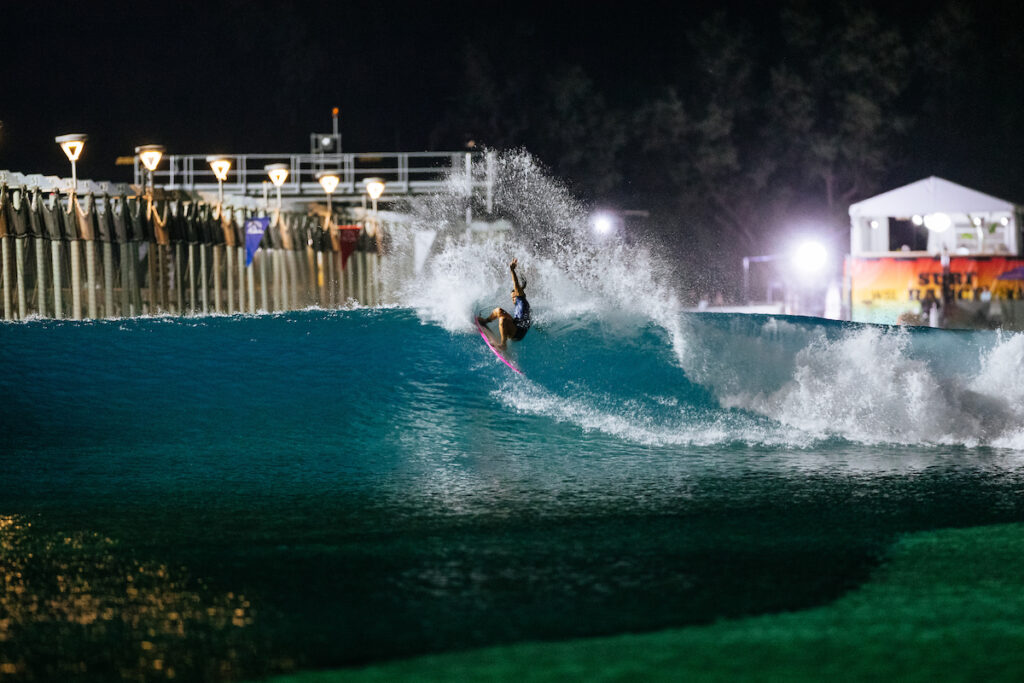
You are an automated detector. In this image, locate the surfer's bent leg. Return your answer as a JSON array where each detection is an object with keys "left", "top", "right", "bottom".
[
  {"left": 498, "top": 316, "right": 517, "bottom": 347},
  {"left": 485, "top": 307, "right": 510, "bottom": 323}
]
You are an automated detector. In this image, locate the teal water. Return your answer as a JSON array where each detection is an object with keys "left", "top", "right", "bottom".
[{"left": 3, "top": 308, "right": 1024, "bottom": 681}]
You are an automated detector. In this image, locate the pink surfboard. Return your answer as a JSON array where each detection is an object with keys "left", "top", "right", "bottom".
[{"left": 474, "top": 317, "right": 524, "bottom": 375}]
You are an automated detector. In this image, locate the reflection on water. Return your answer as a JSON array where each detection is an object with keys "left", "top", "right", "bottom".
[{"left": 0, "top": 515, "right": 289, "bottom": 681}]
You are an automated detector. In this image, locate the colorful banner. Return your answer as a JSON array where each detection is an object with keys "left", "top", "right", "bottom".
[
  {"left": 847, "top": 256, "right": 1024, "bottom": 324},
  {"left": 244, "top": 217, "right": 271, "bottom": 267}
]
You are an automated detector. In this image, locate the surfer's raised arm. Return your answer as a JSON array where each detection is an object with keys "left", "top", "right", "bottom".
[{"left": 509, "top": 259, "right": 525, "bottom": 298}]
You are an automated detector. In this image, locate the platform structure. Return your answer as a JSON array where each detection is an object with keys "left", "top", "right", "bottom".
[{"left": 134, "top": 150, "right": 496, "bottom": 207}]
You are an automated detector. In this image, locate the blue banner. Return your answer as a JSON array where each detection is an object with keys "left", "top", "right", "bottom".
[{"left": 244, "top": 217, "right": 271, "bottom": 267}]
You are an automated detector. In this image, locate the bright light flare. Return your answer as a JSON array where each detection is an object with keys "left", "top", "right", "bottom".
[
  {"left": 791, "top": 240, "right": 828, "bottom": 274},
  {"left": 593, "top": 214, "right": 614, "bottom": 235}
]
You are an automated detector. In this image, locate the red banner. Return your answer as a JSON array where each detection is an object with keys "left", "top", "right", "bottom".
[{"left": 333, "top": 225, "right": 362, "bottom": 269}]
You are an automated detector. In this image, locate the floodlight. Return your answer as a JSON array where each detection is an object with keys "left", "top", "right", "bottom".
[
  {"left": 593, "top": 214, "right": 613, "bottom": 235},
  {"left": 791, "top": 240, "right": 828, "bottom": 274}
]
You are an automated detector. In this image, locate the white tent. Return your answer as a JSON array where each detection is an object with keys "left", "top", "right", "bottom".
[
  {"left": 849, "top": 176, "right": 1016, "bottom": 217},
  {"left": 848, "top": 176, "right": 1021, "bottom": 256}
]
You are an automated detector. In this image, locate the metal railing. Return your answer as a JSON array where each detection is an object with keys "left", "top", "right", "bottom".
[{"left": 137, "top": 151, "right": 492, "bottom": 201}]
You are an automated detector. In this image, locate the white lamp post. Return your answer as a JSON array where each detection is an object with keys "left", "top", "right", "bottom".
[
  {"left": 364, "top": 177, "right": 385, "bottom": 215},
  {"left": 265, "top": 163, "right": 289, "bottom": 210},
  {"left": 363, "top": 178, "right": 386, "bottom": 307},
  {"left": 207, "top": 155, "right": 232, "bottom": 208},
  {"left": 136, "top": 145, "right": 165, "bottom": 196},
  {"left": 317, "top": 170, "right": 341, "bottom": 220},
  {"left": 206, "top": 156, "right": 233, "bottom": 313},
  {"left": 55, "top": 133, "right": 87, "bottom": 192}
]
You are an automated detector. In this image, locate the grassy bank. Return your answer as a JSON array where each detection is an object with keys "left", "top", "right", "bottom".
[{"left": 264, "top": 522, "right": 1024, "bottom": 682}]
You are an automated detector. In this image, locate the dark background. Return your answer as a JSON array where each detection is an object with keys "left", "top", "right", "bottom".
[{"left": 3, "top": 0, "right": 1023, "bottom": 294}]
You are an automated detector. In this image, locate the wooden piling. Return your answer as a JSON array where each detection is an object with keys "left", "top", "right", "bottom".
[
  {"left": 175, "top": 243, "right": 184, "bottom": 314},
  {"left": 103, "top": 241, "right": 114, "bottom": 317},
  {"left": 35, "top": 237, "right": 48, "bottom": 318},
  {"left": 200, "top": 244, "right": 209, "bottom": 314},
  {"left": 119, "top": 243, "right": 130, "bottom": 317},
  {"left": 70, "top": 240, "right": 82, "bottom": 320},
  {"left": 213, "top": 245, "right": 222, "bottom": 313},
  {"left": 187, "top": 243, "right": 196, "bottom": 315},
  {"left": 130, "top": 242, "right": 142, "bottom": 316},
  {"left": 238, "top": 245, "right": 248, "bottom": 313},
  {"left": 52, "top": 241, "right": 63, "bottom": 319},
  {"left": 280, "top": 250, "right": 289, "bottom": 311},
  {"left": 1, "top": 237, "right": 11, "bottom": 320},
  {"left": 15, "top": 238, "right": 27, "bottom": 319},
  {"left": 259, "top": 250, "right": 268, "bottom": 312},
  {"left": 246, "top": 248, "right": 255, "bottom": 313},
  {"left": 225, "top": 244, "right": 234, "bottom": 313}
]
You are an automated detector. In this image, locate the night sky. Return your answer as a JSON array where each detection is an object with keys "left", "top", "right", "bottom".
[
  {"left": 0, "top": 0, "right": 713, "bottom": 178},
  {"left": 3, "top": 1, "right": 1024, "bottom": 200}
]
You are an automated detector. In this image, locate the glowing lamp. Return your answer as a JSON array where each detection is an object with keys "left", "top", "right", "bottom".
[
  {"left": 55, "top": 133, "right": 87, "bottom": 162},
  {"left": 923, "top": 212, "right": 951, "bottom": 233},
  {"left": 135, "top": 145, "right": 165, "bottom": 172},
  {"left": 791, "top": 240, "right": 828, "bottom": 274},
  {"left": 265, "top": 163, "right": 289, "bottom": 187},
  {"left": 317, "top": 172, "right": 340, "bottom": 194},
  {"left": 364, "top": 177, "right": 385, "bottom": 200},
  {"left": 206, "top": 156, "right": 232, "bottom": 182},
  {"left": 911, "top": 214, "right": 924, "bottom": 226}
]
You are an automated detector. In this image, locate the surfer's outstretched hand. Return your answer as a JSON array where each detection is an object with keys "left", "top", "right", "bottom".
[{"left": 510, "top": 258, "right": 518, "bottom": 270}]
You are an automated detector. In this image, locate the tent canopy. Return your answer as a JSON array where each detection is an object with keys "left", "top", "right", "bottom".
[{"left": 848, "top": 176, "right": 1017, "bottom": 218}]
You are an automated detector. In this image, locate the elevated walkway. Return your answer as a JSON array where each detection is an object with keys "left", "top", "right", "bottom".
[{"left": 135, "top": 151, "right": 496, "bottom": 205}]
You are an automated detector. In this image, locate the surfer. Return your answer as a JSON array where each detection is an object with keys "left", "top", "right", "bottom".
[{"left": 478, "top": 258, "right": 531, "bottom": 349}]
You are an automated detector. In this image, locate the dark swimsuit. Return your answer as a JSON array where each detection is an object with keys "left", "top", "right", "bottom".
[{"left": 511, "top": 296, "right": 531, "bottom": 340}]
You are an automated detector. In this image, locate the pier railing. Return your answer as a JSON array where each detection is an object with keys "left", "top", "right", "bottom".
[{"left": 138, "top": 151, "right": 494, "bottom": 202}]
